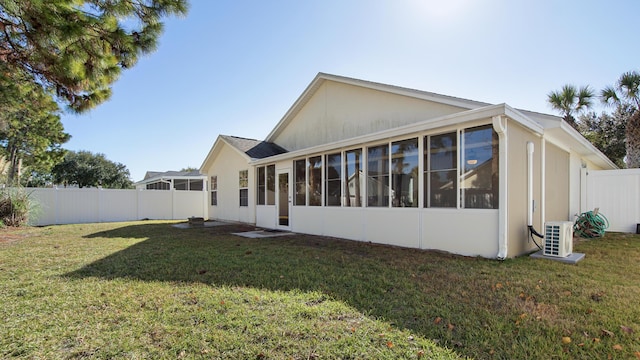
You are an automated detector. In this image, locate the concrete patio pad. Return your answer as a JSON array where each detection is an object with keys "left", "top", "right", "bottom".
[
  {"left": 529, "top": 250, "right": 585, "bottom": 264},
  {"left": 172, "top": 221, "right": 229, "bottom": 229},
  {"left": 232, "top": 230, "right": 295, "bottom": 238}
]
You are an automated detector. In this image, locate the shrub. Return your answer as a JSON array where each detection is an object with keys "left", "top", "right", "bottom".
[{"left": 0, "top": 188, "right": 31, "bottom": 227}]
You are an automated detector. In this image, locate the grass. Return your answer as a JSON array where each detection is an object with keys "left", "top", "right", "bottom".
[{"left": 1, "top": 221, "right": 639, "bottom": 359}]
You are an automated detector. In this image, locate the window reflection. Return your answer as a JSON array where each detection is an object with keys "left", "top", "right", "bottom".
[
  {"left": 325, "top": 153, "right": 341, "bottom": 206},
  {"left": 294, "top": 159, "right": 306, "bottom": 206},
  {"left": 345, "top": 149, "right": 363, "bottom": 207},
  {"left": 308, "top": 156, "right": 322, "bottom": 206},
  {"left": 367, "top": 145, "right": 389, "bottom": 207},
  {"left": 266, "top": 165, "right": 275, "bottom": 205},
  {"left": 391, "top": 138, "right": 418, "bottom": 207},
  {"left": 462, "top": 125, "right": 498, "bottom": 209},
  {"left": 425, "top": 132, "right": 457, "bottom": 208}
]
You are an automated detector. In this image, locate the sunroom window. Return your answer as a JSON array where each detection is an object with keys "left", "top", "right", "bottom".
[
  {"left": 344, "top": 148, "right": 363, "bottom": 207},
  {"left": 425, "top": 132, "right": 457, "bottom": 208},
  {"left": 391, "top": 138, "right": 419, "bottom": 207},
  {"left": 461, "top": 125, "right": 498, "bottom": 209},
  {"left": 266, "top": 165, "right": 275, "bottom": 205},
  {"left": 325, "top": 153, "right": 342, "bottom": 206},
  {"left": 257, "top": 165, "right": 276, "bottom": 206},
  {"left": 308, "top": 156, "right": 322, "bottom": 206},
  {"left": 367, "top": 144, "right": 389, "bottom": 207},
  {"left": 294, "top": 159, "right": 306, "bottom": 206}
]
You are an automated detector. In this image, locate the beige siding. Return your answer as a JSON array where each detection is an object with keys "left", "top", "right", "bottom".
[
  {"left": 506, "top": 122, "right": 542, "bottom": 257},
  {"left": 272, "top": 81, "right": 467, "bottom": 151},
  {"left": 545, "top": 142, "right": 570, "bottom": 222},
  {"left": 204, "top": 144, "right": 254, "bottom": 224}
]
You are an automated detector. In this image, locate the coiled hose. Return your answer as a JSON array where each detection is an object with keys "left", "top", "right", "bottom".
[{"left": 573, "top": 210, "right": 609, "bottom": 238}]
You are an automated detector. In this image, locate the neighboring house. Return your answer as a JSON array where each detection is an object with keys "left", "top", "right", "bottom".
[
  {"left": 135, "top": 170, "right": 208, "bottom": 191},
  {"left": 200, "top": 73, "right": 616, "bottom": 259}
]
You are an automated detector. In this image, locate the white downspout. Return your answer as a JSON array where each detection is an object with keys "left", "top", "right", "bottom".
[
  {"left": 540, "top": 139, "right": 546, "bottom": 227},
  {"left": 527, "top": 142, "right": 535, "bottom": 227},
  {"left": 492, "top": 116, "right": 508, "bottom": 259}
]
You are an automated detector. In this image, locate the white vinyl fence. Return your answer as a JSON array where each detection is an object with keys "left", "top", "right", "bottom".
[
  {"left": 26, "top": 187, "right": 208, "bottom": 226},
  {"left": 582, "top": 168, "right": 640, "bottom": 233}
]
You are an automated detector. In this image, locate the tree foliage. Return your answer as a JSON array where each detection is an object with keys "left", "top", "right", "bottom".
[
  {"left": 0, "top": 67, "right": 70, "bottom": 185},
  {"left": 601, "top": 70, "right": 640, "bottom": 168},
  {"left": 578, "top": 105, "right": 631, "bottom": 168},
  {"left": 0, "top": 0, "right": 188, "bottom": 112},
  {"left": 52, "top": 150, "right": 133, "bottom": 189},
  {"left": 547, "top": 84, "right": 594, "bottom": 129}
]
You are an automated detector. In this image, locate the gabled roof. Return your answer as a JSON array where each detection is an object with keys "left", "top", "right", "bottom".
[
  {"left": 520, "top": 110, "right": 617, "bottom": 169},
  {"left": 265, "top": 72, "right": 491, "bottom": 142},
  {"left": 199, "top": 135, "right": 288, "bottom": 172},
  {"left": 220, "top": 135, "right": 287, "bottom": 159},
  {"left": 143, "top": 170, "right": 202, "bottom": 180},
  {"left": 204, "top": 73, "right": 616, "bottom": 171},
  {"left": 137, "top": 170, "right": 205, "bottom": 185}
]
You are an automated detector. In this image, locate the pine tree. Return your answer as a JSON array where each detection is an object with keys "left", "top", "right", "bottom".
[
  {"left": 0, "top": 0, "right": 188, "bottom": 112},
  {"left": 0, "top": 67, "right": 70, "bottom": 185}
]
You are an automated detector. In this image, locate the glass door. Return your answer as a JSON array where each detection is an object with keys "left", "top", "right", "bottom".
[{"left": 277, "top": 170, "right": 291, "bottom": 229}]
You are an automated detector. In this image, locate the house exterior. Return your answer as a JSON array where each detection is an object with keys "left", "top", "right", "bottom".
[
  {"left": 200, "top": 73, "right": 616, "bottom": 259},
  {"left": 135, "top": 170, "right": 208, "bottom": 191}
]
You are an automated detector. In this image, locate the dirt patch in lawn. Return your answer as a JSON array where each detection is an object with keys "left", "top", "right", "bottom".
[{"left": 0, "top": 227, "right": 31, "bottom": 244}]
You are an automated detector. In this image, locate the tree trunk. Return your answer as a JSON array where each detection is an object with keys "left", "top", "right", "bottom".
[
  {"left": 625, "top": 111, "right": 640, "bottom": 168},
  {"left": 6, "top": 145, "right": 21, "bottom": 185}
]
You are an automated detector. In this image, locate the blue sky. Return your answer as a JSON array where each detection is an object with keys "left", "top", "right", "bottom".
[{"left": 61, "top": 0, "right": 640, "bottom": 182}]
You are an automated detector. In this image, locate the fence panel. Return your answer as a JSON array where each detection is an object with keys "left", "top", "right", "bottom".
[
  {"left": 26, "top": 188, "right": 207, "bottom": 226},
  {"left": 99, "top": 189, "right": 138, "bottom": 222},
  {"left": 137, "top": 190, "right": 173, "bottom": 220},
  {"left": 173, "top": 190, "right": 206, "bottom": 219},
  {"left": 585, "top": 169, "right": 640, "bottom": 233},
  {"left": 29, "top": 188, "right": 58, "bottom": 225}
]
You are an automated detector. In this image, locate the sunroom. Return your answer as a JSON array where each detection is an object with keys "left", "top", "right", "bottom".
[{"left": 250, "top": 105, "right": 515, "bottom": 258}]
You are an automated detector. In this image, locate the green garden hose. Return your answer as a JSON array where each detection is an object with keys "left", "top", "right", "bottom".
[{"left": 573, "top": 210, "right": 609, "bottom": 238}]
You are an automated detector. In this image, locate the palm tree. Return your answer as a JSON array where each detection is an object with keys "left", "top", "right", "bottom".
[
  {"left": 547, "top": 84, "right": 595, "bottom": 129},
  {"left": 601, "top": 70, "right": 640, "bottom": 168}
]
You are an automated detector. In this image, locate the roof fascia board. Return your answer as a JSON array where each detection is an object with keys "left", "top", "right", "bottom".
[
  {"left": 253, "top": 104, "right": 530, "bottom": 165},
  {"left": 317, "top": 73, "right": 489, "bottom": 109},
  {"left": 265, "top": 73, "right": 326, "bottom": 142},
  {"left": 199, "top": 136, "right": 252, "bottom": 172},
  {"left": 559, "top": 121, "right": 617, "bottom": 169},
  {"left": 199, "top": 136, "right": 223, "bottom": 172},
  {"left": 503, "top": 105, "right": 544, "bottom": 134},
  {"left": 508, "top": 108, "right": 615, "bottom": 168},
  {"left": 135, "top": 176, "right": 208, "bottom": 186},
  {"left": 219, "top": 136, "right": 253, "bottom": 161}
]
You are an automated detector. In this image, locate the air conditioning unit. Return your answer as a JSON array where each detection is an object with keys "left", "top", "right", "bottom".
[{"left": 544, "top": 221, "right": 573, "bottom": 257}]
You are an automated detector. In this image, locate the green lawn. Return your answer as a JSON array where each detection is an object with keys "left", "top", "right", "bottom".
[{"left": 1, "top": 221, "right": 639, "bottom": 359}]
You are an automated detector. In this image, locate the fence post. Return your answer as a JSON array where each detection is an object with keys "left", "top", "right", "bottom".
[
  {"left": 202, "top": 187, "right": 208, "bottom": 220},
  {"left": 136, "top": 189, "right": 140, "bottom": 220},
  {"left": 55, "top": 187, "right": 60, "bottom": 225},
  {"left": 171, "top": 188, "right": 176, "bottom": 220},
  {"left": 97, "top": 188, "right": 103, "bottom": 223}
]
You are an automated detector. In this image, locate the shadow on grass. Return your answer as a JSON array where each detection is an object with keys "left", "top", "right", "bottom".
[{"left": 67, "top": 222, "right": 502, "bottom": 355}]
